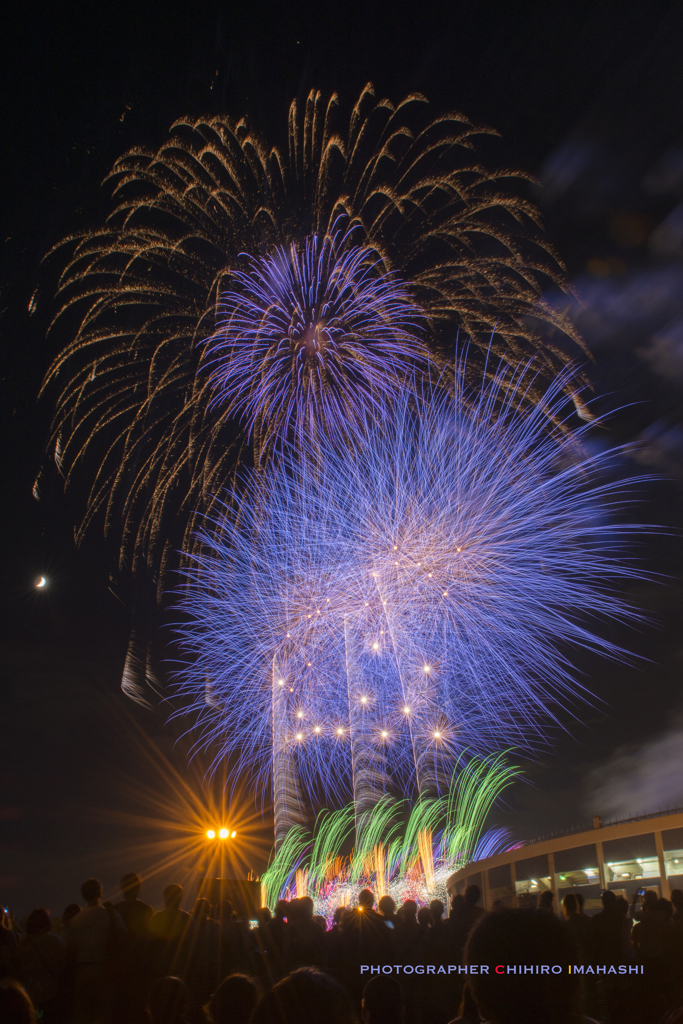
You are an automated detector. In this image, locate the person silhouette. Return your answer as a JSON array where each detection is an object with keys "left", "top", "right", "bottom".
[
  {"left": 362, "top": 974, "right": 404, "bottom": 1024},
  {"left": 114, "top": 872, "right": 153, "bottom": 936}
]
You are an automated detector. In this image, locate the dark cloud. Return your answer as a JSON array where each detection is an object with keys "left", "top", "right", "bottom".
[
  {"left": 637, "top": 319, "right": 683, "bottom": 380},
  {"left": 586, "top": 714, "right": 683, "bottom": 820}
]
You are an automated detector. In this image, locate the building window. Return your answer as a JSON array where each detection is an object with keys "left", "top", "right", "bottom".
[
  {"left": 662, "top": 827, "right": 683, "bottom": 880},
  {"left": 554, "top": 844, "right": 600, "bottom": 892},
  {"left": 602, "top": 834, "right": 659, "bottom": 889},
  {"left": 488, "top": 863, "right": 514, "bottom": 907},
  {"left": 514, "top": 855, "right": 551, "bottom": 898}
]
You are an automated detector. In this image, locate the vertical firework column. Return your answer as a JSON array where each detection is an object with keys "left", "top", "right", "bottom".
[
  {"left": 342, "top": 580, "right": 441, "bottom": 838},
  {"left": 272, "top": 654, "right": 304, "bottom": 848},
  {"left": 343, "top": 611, "right": 391, "bottom": 845},
  {"left": 372, "top": 568, "right": 440, "bottom": 797},
  {"left": 269, "top": 573, "right": 446, "bottom": 853}
]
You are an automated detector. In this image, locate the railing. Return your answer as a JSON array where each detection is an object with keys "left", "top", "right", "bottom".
[{"left": 517, "top": 805, "right": 683, "bottom": 849}]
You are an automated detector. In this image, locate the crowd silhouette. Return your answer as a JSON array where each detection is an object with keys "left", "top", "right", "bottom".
[{"left": 1, "top": 875, "right": 683, "bottom": 1024}]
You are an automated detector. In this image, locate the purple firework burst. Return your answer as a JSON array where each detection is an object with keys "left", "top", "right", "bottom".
[{"left": 201, "top": 231, "right": 426, "bottom": 451}]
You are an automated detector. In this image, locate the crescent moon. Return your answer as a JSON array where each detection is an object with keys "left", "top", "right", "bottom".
[{"left": 36, "top": 576, "right": 47, "bottom": 588}]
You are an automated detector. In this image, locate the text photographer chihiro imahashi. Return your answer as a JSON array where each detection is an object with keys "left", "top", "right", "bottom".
[{"left": 359, "top": 964, "right": 646, "bottom": 976}]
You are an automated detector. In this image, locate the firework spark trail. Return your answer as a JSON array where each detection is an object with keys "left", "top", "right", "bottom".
[
  {"left": 40, "top": 84, "right": 585, "bottom": 705},
  {"left": 175, "top": 355, "right": 652, "bottom": 821}
]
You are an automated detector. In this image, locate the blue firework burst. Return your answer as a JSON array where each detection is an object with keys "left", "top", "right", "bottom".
[{"left": 174, "top": 357, "right": 650, "bottom": 816}]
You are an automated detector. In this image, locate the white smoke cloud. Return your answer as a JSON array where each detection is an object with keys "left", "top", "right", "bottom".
[
  {"left": 587, "top": 720, "right": 683, "bottom": 820},
  {"left": 630, "top": 420, "right": 683, "bottom": 477},
  {"left": 638, "top": 319, "right": 683, "bottom": 380},
  {"left": 567, "top": 266, "right": 683, "bottom": 350},
  {"left": 650, "top": 203, "right": 683, "bottom": 258}
]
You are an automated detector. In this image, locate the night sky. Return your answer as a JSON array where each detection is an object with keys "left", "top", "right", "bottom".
[{"left": 2, "top": 0, "right": 683, "bottom": 917}]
